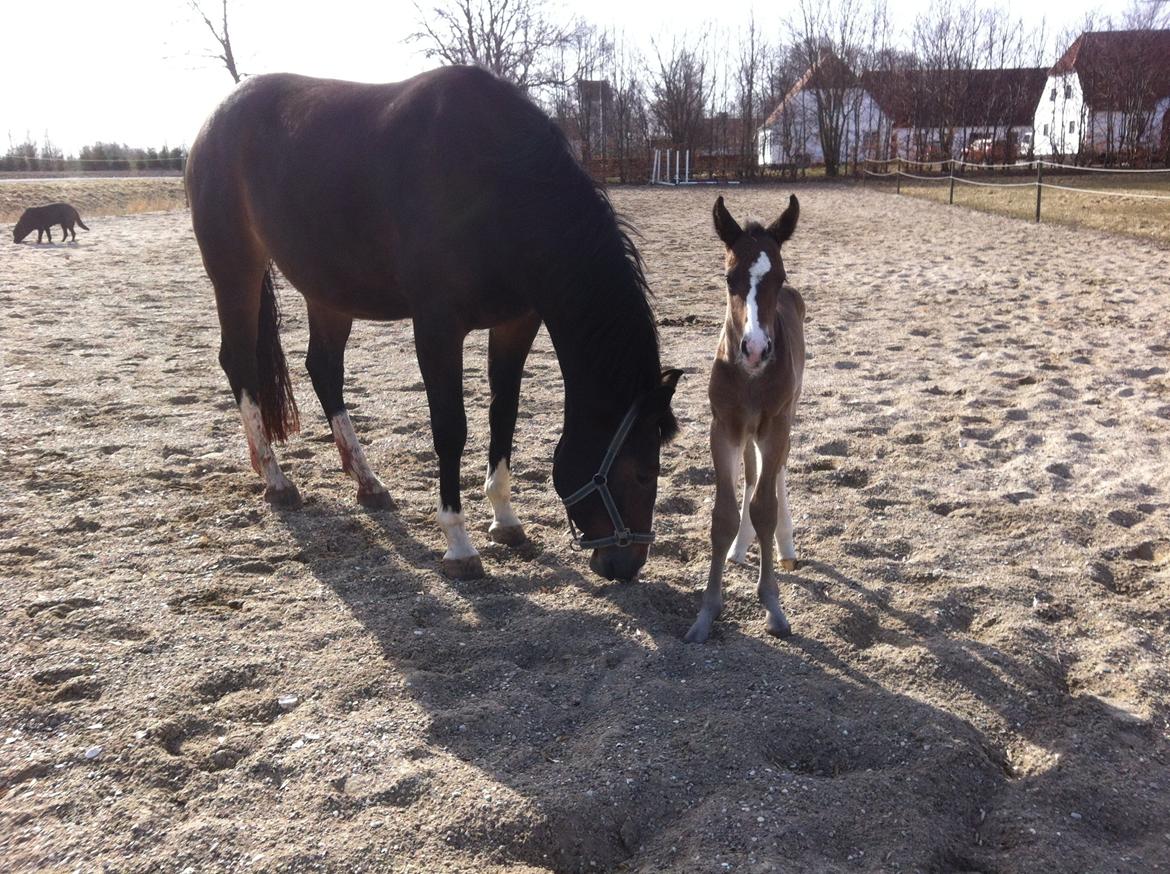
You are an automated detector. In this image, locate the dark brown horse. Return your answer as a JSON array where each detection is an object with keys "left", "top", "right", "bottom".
[
  {"left": 686, "top": 195, "right": 803, "bottom": 643},
  {"left": 186, "top": 67, "right": 681, "bottom": 582}
]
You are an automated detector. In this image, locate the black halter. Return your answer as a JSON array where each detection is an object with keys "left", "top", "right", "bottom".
[{"left": 563, "top": 400, "right": 655, "bottom": 550}]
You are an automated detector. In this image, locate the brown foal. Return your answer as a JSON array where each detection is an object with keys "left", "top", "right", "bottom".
[{"left": 686, "top": 195, "right": 804, "bottom": 644}]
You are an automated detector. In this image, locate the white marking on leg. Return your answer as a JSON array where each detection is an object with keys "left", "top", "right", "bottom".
[
  {"left": 727, "top": 446, "right": 757, "bottom": 564},
  {"left": 437, "top": 505, "right": 479, "bottom": 562},
  {"left": 776, "top": 466, "right": 796, "bottom": 562},
  {"left": 238, "top": 391, "right": 295, "bottom": 492},
  {"left": 484, "top": 459, "right": 521, "bottom": 531},
  {"left": 330, "top": 411, "right": 386, "bottom": 495},
  {"left": 740, "top": 251, "right": 773, "bottom": 372}
]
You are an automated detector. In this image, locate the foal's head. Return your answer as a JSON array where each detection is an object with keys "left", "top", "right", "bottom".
[{"left": 713, "top": 194, "right": 800, "bottom": 375}]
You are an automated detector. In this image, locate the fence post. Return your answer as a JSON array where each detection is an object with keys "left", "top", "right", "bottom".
[
  {"left": 948, "top": 160, "right": 955, "bottom": 205},
  {"left": 896, "top": 159, "right": 901, "bottom": 195},
  {"left": 1034, "top": 160, "right": 1043, "bottom": 223}
]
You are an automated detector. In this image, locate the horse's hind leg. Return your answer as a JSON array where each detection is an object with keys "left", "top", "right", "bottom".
[
  {"left": 208, "top": 260, "right": 301, "bottom": 507},
  {"left": 484, "top": 311, "right": 541, "bottom": 547},
  {"left": 727, "top": 441, "right": 758, "bottom": 564},
  {"left": 305, "top": 303, "right": 391, "bottom": 509}
]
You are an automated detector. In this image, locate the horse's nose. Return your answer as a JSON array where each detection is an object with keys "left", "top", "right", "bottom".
[
  {"left": 740, "top": 337, "right": 750, "bottom": 358},
  {"left": 763, "top": 339, "right": 774, "bottom": 360}
]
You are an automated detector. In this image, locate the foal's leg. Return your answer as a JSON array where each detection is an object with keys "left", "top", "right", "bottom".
[
  {"left": 727, "top": 441, "right": 758, "bottom": 564},
  {"left": 414, "top": 319, "right": 482, "bottom": 579},
  {"left": 776, "top": 464, "right": 798, "bottom": 571},
  {"left": 305, "top": 304, "right": 392, "bottom": 509},
  {"left": 685, "top": 417, "right": 741, "bottom": 644},
  {"left": 484, "top": 312, "right": 541, "bottom": 546},
  {"left": 752, "top": 416, "right": 793, "bottom": 638}
]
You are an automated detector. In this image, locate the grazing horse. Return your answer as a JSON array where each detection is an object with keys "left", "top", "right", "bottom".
[
  {"left": 686, "top": 195, "right": 803, "bottom": 643},
  {"left": 185, "top": 67, "right": 681, "bottom": 582}
]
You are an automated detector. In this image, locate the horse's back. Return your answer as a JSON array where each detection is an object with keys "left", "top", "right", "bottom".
[{"left": 186, "top": 67, "right": 574, "bottom": 320}]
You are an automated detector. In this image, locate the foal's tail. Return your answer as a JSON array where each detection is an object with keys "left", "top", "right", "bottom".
[
  {"left": 75, "top": 216, "right": 90, "bottom": 231},
  {"left": 256, "top": 267, "right": 300, "bottom": 443}
]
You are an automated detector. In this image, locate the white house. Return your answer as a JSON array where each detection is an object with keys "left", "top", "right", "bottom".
[{"left": 1034, "top": 29, "right": 1170, "bottom": 160}]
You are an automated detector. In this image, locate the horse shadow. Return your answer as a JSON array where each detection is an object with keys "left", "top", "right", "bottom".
[{"left": 270, "top": 502, "right": 1149, "bottom": 872}]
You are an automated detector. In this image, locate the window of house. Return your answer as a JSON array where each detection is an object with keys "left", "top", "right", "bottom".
[
  {"left": 1064, "top": 84, "right": 1073, "bottom": 99},
  {"left": 1050, "top": 87, "right": 1057, "bottom": 101},
  {"left": 1043, "top": 123, "right": 1049, "bottom": 136},
  {"left": 1069, "top": 121, "right": 1076, "bottom": 133}
]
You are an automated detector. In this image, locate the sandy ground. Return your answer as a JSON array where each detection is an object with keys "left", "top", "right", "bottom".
[{"left": 2, "top": 186, "right": 1169, "bottom": 873}]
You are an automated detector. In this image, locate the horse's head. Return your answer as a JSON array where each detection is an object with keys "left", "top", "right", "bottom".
[
  {"left": 713, "top": 194, "right": 799, "bottom": 375},
  {"left": 555, "top": 368, "right": 683, "bottom": 582},
  {"left": 13, "top": 215, "right": 32, "bottom": 243}
]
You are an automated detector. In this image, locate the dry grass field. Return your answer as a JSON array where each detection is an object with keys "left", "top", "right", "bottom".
[
  {"left": 2, "top": 179, "right": 1169, "bottom": 873},
  {"left": 882, "top": 170, "right": 1170, "bottom": 243}
]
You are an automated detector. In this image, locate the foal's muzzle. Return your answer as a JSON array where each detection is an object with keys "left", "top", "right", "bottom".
[{"left": 740, "top": 336, "right": 774, "bottom": 366}]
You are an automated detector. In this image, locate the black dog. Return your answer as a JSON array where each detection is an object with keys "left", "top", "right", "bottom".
[{"left": 13, "top": 203, "right": 90, "bottom": 243}]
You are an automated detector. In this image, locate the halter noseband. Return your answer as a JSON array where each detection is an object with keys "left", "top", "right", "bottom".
[{"left": 563, "top": 400, "right": 655, "bottom": 551}]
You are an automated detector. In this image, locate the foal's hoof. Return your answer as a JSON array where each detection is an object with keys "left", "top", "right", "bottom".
[
  {"left": 765, "top": 612, "right": 792, "bottom": 639},
  {"left": 264, "top": 483, "right": 302, "bottom": 509},
  {"left": 442, "top": 555, "right": 485, "bottom": 580},
  {"left": 684, "top": 622, "right": 711, "bottom": 644},
  {"left": 357, "top": 488, "right": 395, "bottom": 511},
  {"left": 780, "top": 558, "right": 800, "bottom": 571},
  {"left": 488, "top": 524, "right": 528, "bottom": 547},
  {"left": 726, "top": 550, "right": 752, "bottom": 567}
]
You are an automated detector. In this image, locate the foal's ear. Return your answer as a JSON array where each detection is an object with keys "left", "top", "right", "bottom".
[
  {"left": 650, "top": 368, "right": 684, "bottom": 444},
  {"left": 766, "top": 194, "right": 800, "bottom": 245},
  {"left": 713, "top": 196, "right": 742, "bottom": 249}
]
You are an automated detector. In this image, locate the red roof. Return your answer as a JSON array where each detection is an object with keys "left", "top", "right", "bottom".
[
  {"left": 859, "top": 67, "right": 1047, "bottom": 128},
  {"left": 763, "top": 52, "right": 857, "bottom": 127},
  {"left": 1052, "top": 29, "right": 1170, "bottom": 109}
]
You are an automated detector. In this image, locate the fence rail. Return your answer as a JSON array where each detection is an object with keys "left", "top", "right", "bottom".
[{"left": 863, "top": 158, "right": 1170, "bottom": 223}]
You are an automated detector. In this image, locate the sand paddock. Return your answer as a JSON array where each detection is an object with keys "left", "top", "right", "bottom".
[{"left": 2, "top": 184, "right": 1169, "bottom": 873}]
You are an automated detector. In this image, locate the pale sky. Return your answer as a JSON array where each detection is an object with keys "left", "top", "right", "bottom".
[{"left": 5, "top": 0, "right": 1113, "bottom": 155}]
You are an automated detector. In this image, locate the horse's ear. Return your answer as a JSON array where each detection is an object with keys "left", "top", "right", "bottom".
[
  {"left": 651, "top": 368, "right": 684, "bottom": 444},
  {"left": 766, "top": 194, "right": 799, "bottom": 245},
  {"left": 713, "top": 196, "right": 742, "bottom": 249}
]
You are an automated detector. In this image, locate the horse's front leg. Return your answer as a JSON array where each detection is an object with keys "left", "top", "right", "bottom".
[
  {"left": 685, "top": 417, "right": 741, "bottom": 643},
  {"left": 753, "top": 415, "right": 794, "bottom": 638},
  {"left": 484, "top": 312, "right": 541, "bottom": 546},
  {"left": 415, "top": 319, "right": 483, "bottom": 579}
]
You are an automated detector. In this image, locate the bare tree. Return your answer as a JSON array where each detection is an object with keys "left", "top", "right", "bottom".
[
  {"left": 410, "top": 0, "right": 578, "bottom": 93},
  {"left": 188, "top": 0, "right": 243, "bottom": 84},
  {"left": 606, "top": 33, "right": 651, "bottom": 182},
  {"left": 648, "top": 36, "right": 712, "bottom": 149},
  {"left": 734, "top": 16, "right": 766, "bottom": 177}
]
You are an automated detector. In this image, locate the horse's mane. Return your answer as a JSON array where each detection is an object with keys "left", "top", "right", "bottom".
[{"left": 495, "top": 105, "right": 662, "bottom": 400}]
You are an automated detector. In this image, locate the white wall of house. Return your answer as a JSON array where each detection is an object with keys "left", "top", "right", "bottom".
[
  {"left": 1033, "top": 73, "right": 1086, "bottom": 156},
  {"left": 758, "top": 88, "right": 885, "bottom": 167}
]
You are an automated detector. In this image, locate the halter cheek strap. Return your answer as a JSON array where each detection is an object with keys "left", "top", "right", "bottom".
[{"left": 562, "top": 400, "right": 656, "bottom": 550}]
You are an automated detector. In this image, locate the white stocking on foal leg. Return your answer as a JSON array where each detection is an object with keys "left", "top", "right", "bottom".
[
  {"left": 484, "top": 460, "right": 527, "bottom": 546},
  {"left": 727, "top": 443, "right": 757, "bottom": 564},
  {"left": 776, "top": 466, "right": 798, "bottom": 570},
  {"left": 330, "top": 411, "right": 392, "bottom": 509},
  {"left": 238, "top": 391, "right": 301, "bottom": 507},
  {"left": 437, "top": 504, "right": 484, "bottom": 579}
]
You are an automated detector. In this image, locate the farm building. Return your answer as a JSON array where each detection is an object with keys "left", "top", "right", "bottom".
[
  {"left": 1033, "top": 29, "right": 1170, "bottom": 161},
  {"left": 757, "top": 52, "right": 1046, "bottom": 168}
]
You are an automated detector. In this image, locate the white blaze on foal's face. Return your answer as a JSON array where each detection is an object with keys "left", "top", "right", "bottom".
[{"left": 738, "top": 250, "right": 774, "bottom": 373}]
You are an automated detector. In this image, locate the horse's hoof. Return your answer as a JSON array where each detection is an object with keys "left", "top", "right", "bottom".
[
  {"left": 358, "top": 488, "right": 395, "bottom": 510},
  {"left": 265, "top": 484, "right": 302, "bottom": 509},
  {"left": 765, "top": 613, "right": 792, "bottom": 639},
  {"left": 684, "top": 622, "right": 711, "bottom": 644},
  {"left": 442, "top": 555, "right": 485, "bottom": 579},
  {"left": 488, "top": 524, "right": 528, "bottom": 547},
  {"left": 727, "top": 551, "right": 751, "bottom": 567},
  {"left": 780, "top": 557, "right": 800, "bottom": 571}
]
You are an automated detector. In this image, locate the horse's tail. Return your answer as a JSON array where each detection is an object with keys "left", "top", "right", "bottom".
[
  {"left": 75, "top": 216, "right": 89, "bottom": 231},
  {"left": 255, "top": 266, "right": 300, "bottom": 443}
]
